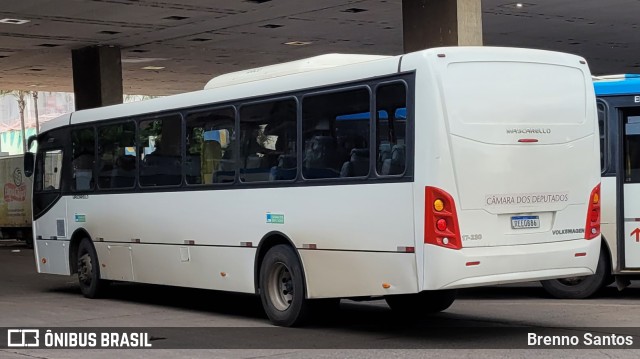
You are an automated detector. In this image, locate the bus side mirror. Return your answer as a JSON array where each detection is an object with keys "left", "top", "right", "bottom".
[
  {"left": 24, "top": 134, "right": 37, "bottom": 177},
  {"left": 24, "top": 152, "right": 34, "bottom": 178},
  {"left": 27, "top": 135, "right": 37, "bottom": 151}
]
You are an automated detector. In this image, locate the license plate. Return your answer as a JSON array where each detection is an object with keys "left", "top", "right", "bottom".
[{"left": 511, "top": 215, "right": 540, "bottom": 229}]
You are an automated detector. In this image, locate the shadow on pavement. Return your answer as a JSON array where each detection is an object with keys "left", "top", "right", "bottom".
[{"left": 3, "top": 242, "right": 639, "bottom": 333}]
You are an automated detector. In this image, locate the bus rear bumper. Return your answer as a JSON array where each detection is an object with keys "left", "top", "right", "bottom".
[{"left": 423, "top": 237, "right": 601, "bottom": 290}]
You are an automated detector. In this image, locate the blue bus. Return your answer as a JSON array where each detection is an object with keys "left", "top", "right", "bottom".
[{"left": 542, "top": 74, "right": 640, "bottom": 298}]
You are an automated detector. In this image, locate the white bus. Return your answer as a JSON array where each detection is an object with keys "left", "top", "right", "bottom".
[
  {"left": 24, "top": 47, "right": 601, "bottom": 326},
  {"left": 541, "top": 74, "right": 640, "bottom": 298}
]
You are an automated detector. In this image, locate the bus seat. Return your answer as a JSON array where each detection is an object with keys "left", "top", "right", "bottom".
[
  {"left": 381, "top": 144, "right": 405, "bottom": 175},
  {"left": 245, "top": 154, "right": 264, "bottom": 168},
  {"left": 378, "top": 143, "right": 392, "bottom": 164},
  {"left": 140, "top": 154, "right": 181, "bottom": 186},
  {"left": 240, "top": 153, "right": 271, "bottom": 182},
  {"left": 306, "top": 136, "right": 337, "bottom": 166},
  {"left": 269, "top": 154, "right": 297, "bottom": 181},
  {"left": 303, "top": 136, "right": 340, "bottom": 178},
  {"left": 208, "top": 142, "right": 236, "bottom": 183},
  {"left": 337, "top": 135, "right": 363, "bottom": 163},
  {"left": 340, "top": 148, "right": 369, "bottom": 177},
  {"left": 111, "top": 155, "right": 136, "bottom": 187},
  {"left": 201, "top": 141, "right": 222, "bottom": 184}
]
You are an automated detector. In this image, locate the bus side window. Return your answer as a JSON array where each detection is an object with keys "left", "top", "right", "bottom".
[
  {"left": 185, "top": 107, "right": 236, "bottom": 184},
  {"left": 302, "top": 88, "right": 370, "bottom": 179},
  {"left": 97, "top": 122, "right": 137, "bottom": 189},
  {"left": 139, "top": 114, "right": 182, "bottom": 187},
  {"left": 376, "top": 82, "right": 407, "bottom": 176},
  {"left": 42, "top": 150, "right": 63, "bottom": 191},
  {"left": 71, "top": 128, "right": 95, "bottom": 191},
  {"left": 239, "top": 99, "right": 297, "bottom": 183}
]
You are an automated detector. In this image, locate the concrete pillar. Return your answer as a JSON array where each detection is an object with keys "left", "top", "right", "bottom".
[
  {"left": 71, "top": 45, "right": 123, "bottom": 110},
  {"left": 402, "top": 0, "right": 483, "bottom": 53}
]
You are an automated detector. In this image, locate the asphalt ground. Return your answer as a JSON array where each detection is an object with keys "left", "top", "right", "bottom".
[{"left": 0, "top": 239, "right": 639, "bottom": 358}]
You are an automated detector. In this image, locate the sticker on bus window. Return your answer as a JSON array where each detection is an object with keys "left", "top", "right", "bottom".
[{"left": 266, "top": 213, "right": 284, "bottom": 224}]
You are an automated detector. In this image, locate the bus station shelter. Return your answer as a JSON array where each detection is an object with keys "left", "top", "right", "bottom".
[{"left": 0, "top": 0, "right": 638, "bottom": 108}]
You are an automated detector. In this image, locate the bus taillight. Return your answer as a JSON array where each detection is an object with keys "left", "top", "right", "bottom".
[
  {"left": 425, "top": 186, "right": 462, "bottom": 250},
  {"left": 585, "top": 183, "right": 601, "bottom": 240}
]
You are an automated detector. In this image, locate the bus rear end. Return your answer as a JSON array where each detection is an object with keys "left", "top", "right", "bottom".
[{"left": 419, "top": 48, "right": 601, "bottom": 290}]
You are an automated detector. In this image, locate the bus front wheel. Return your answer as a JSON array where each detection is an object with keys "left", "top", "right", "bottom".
[
  {"left": 77, "top": 238, "right": 108, "bottom": 298},
  {"left": 259, "top": 245, "right": 309, "bottom": 327},
  {"left": 385, "top": 290, "right": 457, "bottom": 316},
  {"left": 540, "top": 247, "right": 610, "bottom": 299}
]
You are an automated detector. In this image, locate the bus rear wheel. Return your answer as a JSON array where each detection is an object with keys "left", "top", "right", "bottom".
[
  {"left": 540, "top": 247, "right": 610, "bottom": 299},
  {"left": 385, "top": 290, "right": 457, "bottom": 316},
  {"left": 77, "top": 238, "right": 108, "bottom": 298},
  {"left": 259, "top": 245, "right": 309, "bottom": 327}
]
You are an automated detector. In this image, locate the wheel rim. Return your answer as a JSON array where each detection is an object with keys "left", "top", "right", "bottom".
[
  {"left": 78, "top": 251, "right": 93, "bottom": 286},
  {"left": 266, "top": 262, "right": 294, "bottom": 311},
  {"left": 557, "top": 276, "right": 586, "bottom": 286}
]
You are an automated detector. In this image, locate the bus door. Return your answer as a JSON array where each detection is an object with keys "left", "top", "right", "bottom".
[
  {"left": 32, "top": 129, "right": 70, "bottom": 275},
  {"left": 620, "top": 108, "right": 640, "bottom": 269}
]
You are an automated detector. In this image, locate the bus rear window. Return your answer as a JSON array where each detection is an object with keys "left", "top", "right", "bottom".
[
  {"left": 376, "top": 82, "right": 407, "bottom": 176},
  {"left": 444, "top": 62, "right": 586, "bottom": 125}
]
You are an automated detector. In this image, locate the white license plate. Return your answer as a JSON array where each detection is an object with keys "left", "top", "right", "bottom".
[{"left": 511, "top": 215, "right": 540, "bottom": 229}]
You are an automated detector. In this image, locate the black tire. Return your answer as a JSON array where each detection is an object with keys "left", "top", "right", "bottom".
[
  {"left": 259, "top": 245, "right": 309, "bottom": 327},
  {"left": 385, "top": 290, "right": 457, "bottom": 315},
  {"left": 540, "top": 246, "right": 610, "bottom": 299},
  {"left": 77, "top": 238, "right": 108, "bottom": 298}
]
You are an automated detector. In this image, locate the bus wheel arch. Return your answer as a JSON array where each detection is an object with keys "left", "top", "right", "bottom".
[
  {"left": 69, "top": 228, "right": 92, "bottom": 274},
  {"left": 254, "top": 232, "right": 311, "bottom": 326},
  {"left": 540, "top": 238, "right": 612, "bottom": 299},
  {"left": 254, "top": 232, "right": 306, "bottom": 294},
  {"left": 76, "top": 237, "right": 108, "bottom": 298}
]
